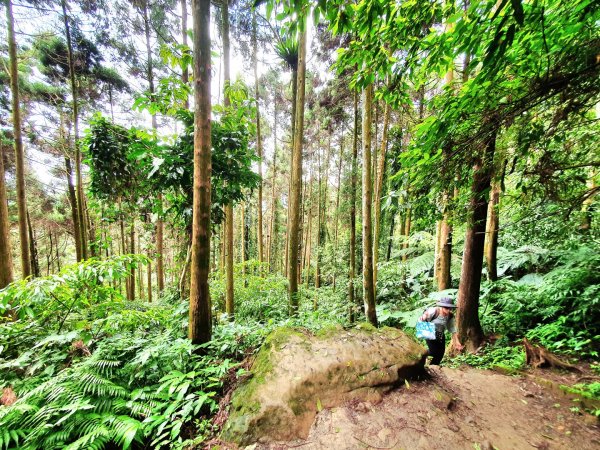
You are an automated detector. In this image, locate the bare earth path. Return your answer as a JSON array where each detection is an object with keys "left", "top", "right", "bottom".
[{"left": 245, "top": 366, "right": 599, "bottom": 450}]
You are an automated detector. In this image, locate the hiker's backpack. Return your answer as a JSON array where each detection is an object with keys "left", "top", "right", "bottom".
[{"left": 415, "top": 307, "right": 439, "bottom": 340}]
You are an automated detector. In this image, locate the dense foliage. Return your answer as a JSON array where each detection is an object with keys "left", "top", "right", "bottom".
[{"left": 1, "top": 0, "right": 599, "bottom": 447}]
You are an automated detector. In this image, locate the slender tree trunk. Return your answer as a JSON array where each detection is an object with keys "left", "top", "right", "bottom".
[
  {"left": 86, "top": 197, "right": 97, "bottom": 257},
  {"left": 386, "top": 214, "right": 395, "bottom": 261},
  {"left": 0, "top": 139, "right": 14, "bottom": 288},
  {"left": 288, "top": 30, "right": 306, "bottom": 314},
  {"left": 437, "top": 203, "right": 452, "bottom": 290},
  {"left": 316, "top": 139, "right": 332, "bottom": 288},
  {"left": 55, "top": 233, "right": 61, "bottom": 272},
  {"left": 297, "top": 178, "right": 306, "bottom": 287},
  {"left": 47, "top": 229, "right": 53, "bottom": 275},
  {"left": 27, "top": 210, "right": 39, "bottom": 278},
  {"left": 62, "top": 113, "right": 81, "bottom": 262},
  {"left": 141, "top": 1, "right": 165, "bottom": 294},
  {"left": 61, "top": 0, "right": 87, "bottom": 260},
  {"left": 188, "top": 0, "right": 212, "bottom": 344},
  {"left": 316, "top": 152, "right": 323, "bottom": 288},
  {"left": 268, "top": 101, "right": 278, "bottom": 271},
  {"left": 373, "top": 102, "right": 391, "bottom": 288},
  {"left": 252, "top": 13, "right": 264, "bottom": 265},
  {"left": 119, "top": 198, "right": 126, "bottom": 295},
  {"left": 349, "top": 91, "right": 359, "bottom": 322},
  {"left": 181, "top": 0, "right": 189, "bottom": 109},
  {"left": 147, "top": 255, "right": 153, "bottom": 302},
  {"left": 6, "top": 0, "right": 31, "bottom": 278},
  {"left": 402, "top": 208, "right": 411, "bottom": 262},
  {"left": 485, "top": 181, "right": 500, "bottom": 281},
  {"left": 362, "top": 84, "right": 377, "bottom": 326},
  {"left": 332, "top": 134, "right": 343, "bottom": 291},
  {"left": 128, "top": 220, "right": 135, "bottom": 300},
  {"left": 304, "top": 198, "right": 313, "bottom": 287},
  {"left": 138, "top": 233, "right": 144, "bottom": 300},
  {"left": 221, "top": 0, "right": 234, "bottom": 320},
  {"left": 301, "top": 179, "right": 311, "bottom": 277},
  {"left": 284, "top": 69, "right": 298, "bottom": 279},
  {"left": 455, "top": 131, "right": 497, "bottom": 352},
  {"left": 436, "top": 42, "right": 456, "bottom": 291}
]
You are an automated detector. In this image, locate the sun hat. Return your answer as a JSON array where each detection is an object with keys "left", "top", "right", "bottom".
[{"left": 436, "top": 297, "right": 457, "bottom": 308}]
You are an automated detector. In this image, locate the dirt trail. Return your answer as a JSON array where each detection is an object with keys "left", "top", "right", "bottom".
[{"left": 246, "top": 366, "right": 599, "bottom": 450}]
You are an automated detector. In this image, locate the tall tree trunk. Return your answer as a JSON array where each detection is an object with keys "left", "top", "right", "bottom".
[
  {"left": 373, "top": 102, "right": 391, "bottom": 288},
  {"left": 296, "top": 180, "right": 304, "bottom": 284},
  {"left": 455, "top": 131, "right": 496, "bottom": 352},
  {"left": 301, "top": 179, "right": 312, "bottom": 279},
  {"left": 316, "top": 138, "right": 332, "bottom": 289},
  {"left": 61, "top": 0, "right": 87, "bottom": 260},
  {"left": 349, "top": 91, "right": 359, "bottom": 322},
  {"left": 189, "top": 0, "right": 212, "bottom": 344},
  {"left": 485, "top": 181, "right": 500, "bottom": 281},
  {"left": 6, "top": 0, "right": 31, "bottom": 278},
  {"left": 252, "top": 13, "right": 264, "bottom": 264},
  {"left": 61, "top": 112, "right": 82, "bottom": 262},
  {"left": 141, "top": 0, "right": 165, "bottom": 294},
  {"left": 181, "top": 0, "right": 189, "bottom": 109},
  {"left": 316, "top": 151, "right": 323, "bottom": 289},
  {"left": 284, "top": 69, "right": 298, "bottom": 279},
  {"left": 332, "top": 133, "right": 343, "bottom": 291},
  {"left": 362, "top": 84, "right": 377, "bottom": 326},
  {"left": 268, "top": 101, "right": 278, "bottom": 271},
  {"left": 304, "top": 191, "right": 313, "bottom": 287},
  {"left": 287, "top": 30, "right": 306, "bottom": 314},
  {"left": 0, "top": 139, "right": 14, "bottom": 288},
  {"left": 436, "top": 39, "right": 457, "bottom": 291},
  {"left": 222, "top": 0, "right": 234, "bottom": 320}
]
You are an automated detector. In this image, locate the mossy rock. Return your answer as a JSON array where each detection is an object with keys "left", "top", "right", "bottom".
[{"left": 221, "top": 324, "right": 426, "bottom": 446}]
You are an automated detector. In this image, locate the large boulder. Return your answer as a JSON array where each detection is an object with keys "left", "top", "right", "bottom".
[{"left": 221, "top": 323, "right": 427, "bottom": 446}]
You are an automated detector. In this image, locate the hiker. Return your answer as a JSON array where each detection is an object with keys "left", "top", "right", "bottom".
[{"left": 419, "top": 297, "right": 460, "bottom": 365}]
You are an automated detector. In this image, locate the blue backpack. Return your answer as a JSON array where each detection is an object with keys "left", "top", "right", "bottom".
[{"left": 415, "top": 307, "right": 439, "bottom": 340}]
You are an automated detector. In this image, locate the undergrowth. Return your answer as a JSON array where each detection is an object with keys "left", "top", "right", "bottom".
[{"left": 0, "top": 256, "right": 347, "bottom": 450}]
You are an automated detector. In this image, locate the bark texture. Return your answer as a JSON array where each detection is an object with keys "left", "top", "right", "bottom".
[
  {"left": 455, "top": 132, "right": 496, "bottom": 352},
  {"left": 287, "top": 30, "right": 306, "bottom": 314},
  {"left": 61, "top": 0, "right": 87, "bottom": 260},
  {"left": 189, "top": 0, "right": 212, "bottom": 344},
  {"left": 0, "top": 142, "right": 14, "bottom": 288},
  {"left": 362, "top": 84, "right": 377, "bottom": 326},
  {"left": 222, "top": 0, "right": 234, "bottom": 319},
  {"left": 485, "top": 181, "right": 500, "bottom": 281},
  {"left": 373, "top": 102, "right": 391, "bottom": 288},
  {"left": 253, "top": 13, "right": 264, "bottom": 264},
  {"left": 348, "top": 92, "right": 358, "bottom": 322},
  {"left": 6, "top": 0, "right": 31, "bottom": 278}
]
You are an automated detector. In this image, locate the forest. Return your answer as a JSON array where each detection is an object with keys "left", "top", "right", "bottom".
[{"left": 0, "top": 0, "right": 599, "bottom": 448}]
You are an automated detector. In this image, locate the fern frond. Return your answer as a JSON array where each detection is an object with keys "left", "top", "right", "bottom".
[{"left": 79, "top": 371, "right": 128, "bottom": 398}]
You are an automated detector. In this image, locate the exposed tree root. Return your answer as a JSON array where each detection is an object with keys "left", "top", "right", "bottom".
[{"left": 523, "top": 338, "right": 582, "bottom": 373}]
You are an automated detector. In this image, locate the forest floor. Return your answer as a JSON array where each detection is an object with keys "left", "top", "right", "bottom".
[{"left": 241, "top": 366, "right": 600, "bottom": 450}]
